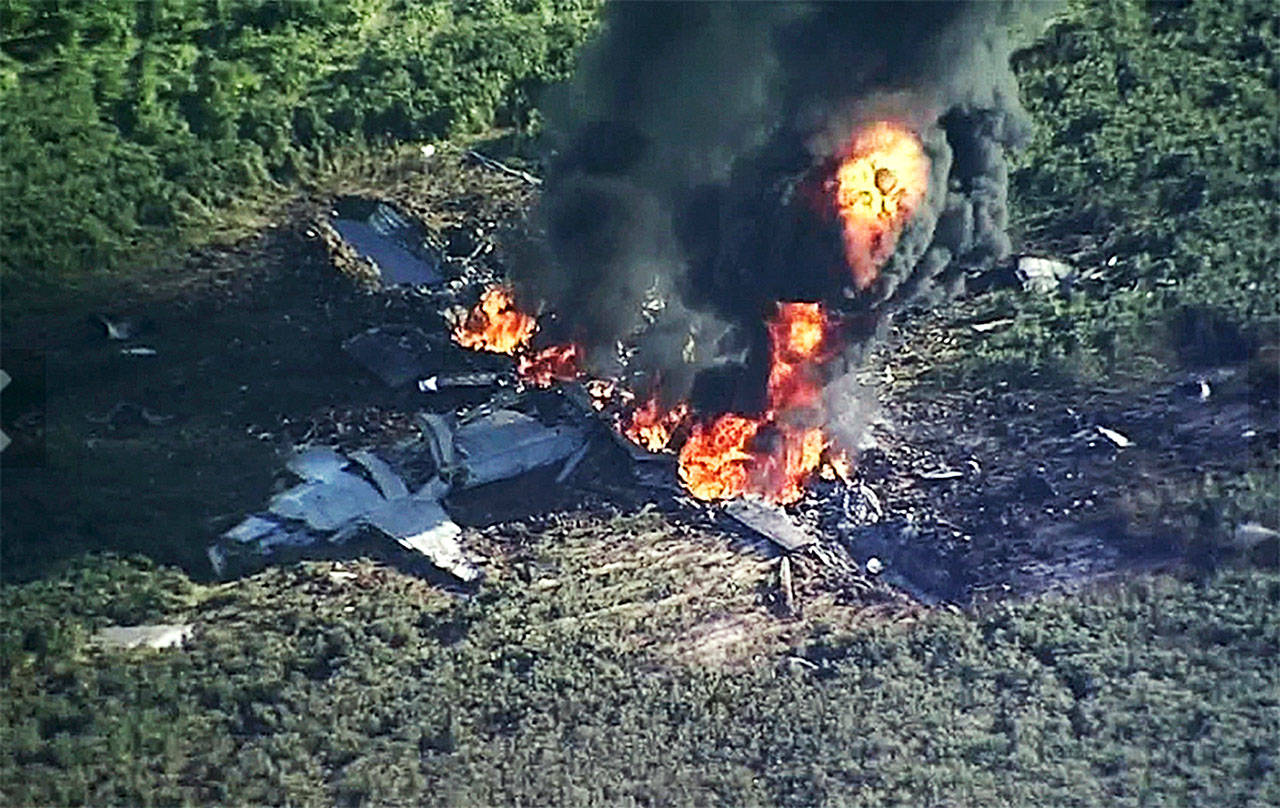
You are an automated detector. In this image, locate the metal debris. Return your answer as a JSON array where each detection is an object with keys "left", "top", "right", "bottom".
[
  {"left": 96, "top": 314, "right": 138, "bottom": 341},
  {"left": 917, "top": 468, "right": 964, "bottom": 481},
  {"left": 970, "top": 318, "right": 1014, "bottom": 333},
  {"left": 778, "top": 555, "right": 796, "bottom": 617},
  {"left": 342, "top": 326, "right": 437, "bottom": 388},
  {"left": 465, "top": 149, "right": 542, "bottom": 186},
  {"left": 418, "top": 371, "right": 503, "bottom": 393},
  {"left": 1095, "top": 425, "right": 1133, "bottom": 448},
  {"left": 453, "top": 409, "right": 586, "bottom": 488},
  {"left": 1016, "top": 256, "right": 1075, "bottom": 295},
  {"left": 350, "top": 449, "right": 410, "bottom": 500},
  {"left": 725, "top": 498, "right": 815, "bottom": 551},
  {"left": 865, "top": 557, "right": 884, "bottom": 575},
  {"left": 120, "top": 346, "right": 157, "bottom": 357},
  {"left": 268, "top": 472, "right": 384, "bottom": 531}
]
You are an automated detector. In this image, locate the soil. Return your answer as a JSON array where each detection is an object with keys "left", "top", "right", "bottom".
[{"left": 3, "top": 153, "right": 1275, "bottom": 612}]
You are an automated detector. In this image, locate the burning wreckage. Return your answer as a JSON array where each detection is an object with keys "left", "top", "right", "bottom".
[{"left": 214, "top": 3, "right": 1167, "bottom": 601}]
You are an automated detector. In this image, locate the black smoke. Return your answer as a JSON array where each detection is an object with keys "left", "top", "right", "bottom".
[{"left": 510, "top": 1, "right": 1044, "bottom": 418}]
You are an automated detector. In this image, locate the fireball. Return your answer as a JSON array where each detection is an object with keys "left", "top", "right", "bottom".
[{"left": 835, "top": 121, "right": 929, "bottom": 288}]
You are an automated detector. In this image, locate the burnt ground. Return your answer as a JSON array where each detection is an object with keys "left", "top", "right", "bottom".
[{"left": 2, "top": 152, "right": 1276, "bottom": 616}]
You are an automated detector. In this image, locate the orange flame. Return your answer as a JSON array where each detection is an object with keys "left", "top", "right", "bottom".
[
  {"left": 451, "top": 286, "right": 537, "bottom": 354},
  {"left": 623, "top": 398, "right": 690, "bottom": 452},
  {"left": 676, "top": 302, "right": 835, "bottom": 504},
  {"left": 835, "top": 121, "right": 928, "bottom": 288},
  {"left": 678, "top": 414, "right": 760, "bottom": 501},
  {"left": 517, "top": 343, "right": 583, "bottom": 388}
]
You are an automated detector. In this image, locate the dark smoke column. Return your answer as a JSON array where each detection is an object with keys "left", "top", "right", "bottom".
[{"left": 511, "top": 1, "right": 1041, "bottom": 413}]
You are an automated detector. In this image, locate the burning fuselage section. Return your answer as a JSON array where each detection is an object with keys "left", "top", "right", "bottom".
[{"left": 451, "top": 2, "right": 1035, "bottom": 505}]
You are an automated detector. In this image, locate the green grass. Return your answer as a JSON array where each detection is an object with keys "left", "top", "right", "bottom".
[
  {"left": 0, "top": 0, "right": 601, "bottom": 299},
  {"left": 965, "top": 0, "right": 1279, "bottom": 380},
  {"left": 2, "top": 542, "right": 1277, "bottom": 807}
]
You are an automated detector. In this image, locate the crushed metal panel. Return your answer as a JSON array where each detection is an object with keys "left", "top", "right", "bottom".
[
  {"left": 268, "top": 472, "right": 383, "bottom": 532},
  {"left": 725, "top": 498, "right": 816, "bottom": 552},
  {"left": 342, "top": 326, "right": 437, "bottom": 388},
  {"left": 286, "top": 446, "right": 350, "bottom": 482},
  {"left": 365, "top": 496, "right": 453, "bottom": 541},
  {"left": 416, "top": 412, "right": 457, "bottom": 473},
  {"left": 453, "top": 409, "right": 586, "bottom": 488},
  {"left": 223, "top": 515, "right": 282, "bottom": 544},
  {"left": 349, "top": 449, "right": 410, "bottom": 500}
]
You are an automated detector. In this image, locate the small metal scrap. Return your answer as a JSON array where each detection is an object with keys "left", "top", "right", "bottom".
[
  {"left": 1095, "top": 425, "right": 1133, "bottom": 448},
  {"left": 418, "top": 372, "right": 502, "bottom": 393},
  {"left": 970, "top": 318, "right": 1014, "bottom": 333},
  {"left": 778, "top": 556, "right": 796, "bottom": 617},
  {"left": 865, "top": 557, "right": 884, "bottom": 575},
  {"left": 917, "top": 469, "right": 964, "bottom": 481}
]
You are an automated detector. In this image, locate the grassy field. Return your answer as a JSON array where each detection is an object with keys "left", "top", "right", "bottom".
[
  {"left": 2, "top": 524, "right": 1277, "bottom": 807},
  {"left": 0, "top": 0, "right": 600, "bottom": 301},
  {"left": 955, "top": 0, "right": 1278, "bottom": 382},
  {"left": 2, "top": 0, "right": 1277, "bottom": 805}
]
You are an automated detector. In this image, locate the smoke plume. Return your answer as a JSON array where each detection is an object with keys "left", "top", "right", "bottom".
[{"left": 511, "top": 1, "right": 1042, "bottom": 416}]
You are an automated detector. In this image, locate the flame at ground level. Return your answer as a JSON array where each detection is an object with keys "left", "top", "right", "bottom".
[
  {"left": 676, "top": 302, "right": 837, "bottom": 504},
  {"left": 453, "top": 293, "right": 849, "bottom": 505},
  {"left": 451, "top": 286, "right": 537, "bottom": 354}
]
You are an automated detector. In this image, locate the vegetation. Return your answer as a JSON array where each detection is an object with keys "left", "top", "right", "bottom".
[
  {"left": 2, "top": 539, "right": 1277, "bottom": 807},
  {"left": 0, "top": 0, "right": 600, "bottom": 297},
  {"left": 955, "top": 0, "right": 1278, "bottom": 380},
  {"left": 2, "top": 0, "right": 1277, "bottom": 805}
]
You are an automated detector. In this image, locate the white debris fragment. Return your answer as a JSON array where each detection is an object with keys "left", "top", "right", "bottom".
[
  {"left": 1198, "top": 379, "right": 1211, "bottom": 401},
  {"left": 1016, "top": 256, "right": 1075, "bottom": 295},
  {"left": 970, "top": 318, "right": 1014, "bottom": 333},
  {"left": 94, "top": 624, "right": 194, "bottom": 651},
  {"left": 120, "top": 346, "right": 157, "bottom": 356},
  {"left": 918, "top": 469, "right": 964, "bottom": 481},
  {"left": 1095, "top": 425, "right": 1134, "bottom": 448},
  {"left": 865, "top": 557, "right": 884, "bottom": 575},
  {"left": 1233, "top": 522, "right": 1279, "bottom": 550},
  {"left": 399, "top": 522, "right": 479, "bottom": 583}
]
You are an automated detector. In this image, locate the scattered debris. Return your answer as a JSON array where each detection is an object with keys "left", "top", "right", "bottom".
[
  {"left": 418, "top": 372, "right": 503, "bottom": 393},
  {"left": 452, "top": 409, "right": 587, "bottom": 489},
  {"left": 120, "top": 346, "right": 157, "bottom": 357},
  {"left": 86, "top": 402, "right": 173, "bottom": 427},
  {"left": 464, "top": 149, "right": 542, "bottom": 186},
  {"left": 970, "top": 318, "right": 1014, "bottom": 333},
  {"left": 93, "top": 624, "right": 194, "bottom": 651},
  {"left": 96, "top": 314, "right": 139, "bottom": 341},
  {"left": 1095, "top": 425, "right": 1134, "bottom": 448},
  {"left": 342, "top": 326, "right": 438, "bottom": 388},
  {"left": 725, "top": 498, "right": 815, "bottom": 551},
  {"left": 1233, "top": 522, "right": 1279, "bottom": 551},
  {"left": 1016, "top": 256, "right": 1075, "bottom": 295},
  {"left": 330, "top": 199, "right": 441, "bottom": 286},
  {"left": 917, "top": 468, "right": 964, "bottom": 481}
]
